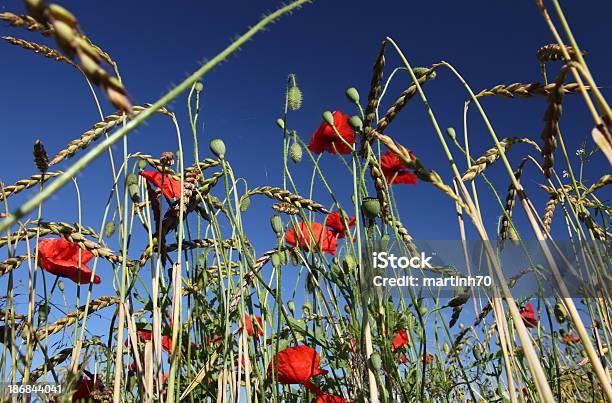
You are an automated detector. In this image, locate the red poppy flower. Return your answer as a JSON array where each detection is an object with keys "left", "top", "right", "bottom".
[
  {"left": 520, "top": 303, "right": 538, "bottom": 328},
  {"left": 380, "top": 150, "right": 417, "bottom": 185},
  {"left": 422, "top": 353, "right": 434, "bottom": 365},
  {"left": 308, "top": 111, "right": 355, "bottom": 155},
  {"left": 124, "top": 330, "right": 170, "bottom": 353},
  {"left": 400, "top": 354, "right": 408, "bottom": 364},
  {"left": 243, "top": 314, "right": 264, "bottom": 337},
  {"left": 161, "top": 335, "right": 172, "bottom": 353},
  {"left": 139, "top": 171, "right": 182, "bottom": 199},
  {"left": 316, "top": 394, "right": 350, "bottom": 403},
  {"left": 285, "top": 222, "right": 338, "bottom": 255},
  {"left": 391, "top": 329, "right": 409, "bottom": 350},
  {"left": 37, "top": 237, "right": 100, "bottom": 285},
  {"left": 561, "top": 334, "right": 580, "bottom": 344},
  {"left": 325, "top": 211, "right": 355, "bottom": 238},
  {"left": 267, "top": 345, "right": 328, "bottom": 395}
]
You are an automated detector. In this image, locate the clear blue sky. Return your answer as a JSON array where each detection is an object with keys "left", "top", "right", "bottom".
[{"left": 1, "top": 0, "right": 610, "bottom": 374}]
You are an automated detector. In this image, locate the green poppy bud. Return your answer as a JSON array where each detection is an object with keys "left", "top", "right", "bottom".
[
  {"left": 287, "top": 300, "right": 296, "bottom": 315},
  {"left": 290, "top": 142, "right": 302, "bottom": 163},
  {"left": 379, "top": 234, "right": 390, "bottom": 251},
  {"left": 344, "top": 304, "right": 351, "bottom": 314},
  {"left": 209, "top": 138, "right": 226, "bottom": 159},
  {"left": 137, "top": 160, "right": 147, "bottom": 171},
  {"left": 280, "top": 250, "right": 289, "bottom": 266},
  {"left": 271, "top": 253, "right": 281, "bottom": 268},
  {"left": 554, "top": 302, "right": 568, "bottom": 323},
  {"left": 446, "top": 127, "right": 456, "bottom": 140},
  {"left": 369, "top": 352, "right": 382, "bottom": 370},
  {"left": 240, "top": 196, "right": 251, "bottom": 212},
  {"left": 290, "top": 250, "right": 299, "bottom": 266},
  {"left": 104, "top": 221, "right": 116, "bottom": 238},
  {"left": 322, "top": 111, "right": 334, "bottom": 127},
  {"left": 472, "top": 346, "right": 481, "bottom": 361},
  {"left": 37, "top": 304, "right": 50, "bottom": 327},
  {"left": 443, "top": 343, "right": 450, "bottom": 355},
  {"left": 345, "top": 87, "right": 360, "bottom": 104},
  {"left": 287, "top": 86, "right": 303, "bottom": 111},
  {"left": 128, "top": 184, "right": 140, "bottom": 203},
  {"left": 302, "top": 302, "right": 311, "bottom": 316},
  {"left": 195, "top": 81, "right": 204, "bottom": 92},
  {"left": 349, "top": 115, "right": 363, "bottom": 132},
  {"left": 362, "top": 197, "right": 381, "bottom": 219},
  {"left": 276, "top": 118, "right": 285, "bottom": 130},
  {"left": 126, "top": 173, "right": 138, "bottom": 186},
  {"left": 270, "top": 215, "right": 283, "bottom": 235},
  {"left": 58, "top": 280, "right": 64, "bottom": 292}
]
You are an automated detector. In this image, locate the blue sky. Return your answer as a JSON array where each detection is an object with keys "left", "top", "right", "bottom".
[{"left": 1, "top": 0, "right": 611, "bottom": 381}]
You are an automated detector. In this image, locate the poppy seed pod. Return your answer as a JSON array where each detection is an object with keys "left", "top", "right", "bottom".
[
  {"left": 270, "top": 215, "right": 283, "bottom": 235},
  {"left": 348, "top": 115, "right": 363, "bottom": 132},
  {"left": 290, "top": 142, "right": 302, "bottom": 163},
  {"left": 446, "top": 127, "right": 456, "bottom": 140},
  {"left": 209, "top": 139, "right": 226, "bottom": 159},
  {"left": 126, "top": 173, "right": 138, "bottom": 187},
  {"left": 345, "top": 87, "right": 360, "bottom": 104},
  {"left": 322, "top": 111, "right": 335, "bottom": 127},
  {"left": 362, "top": 197, "right": 381, "bottom": 219},
  {"left": 287, "top": 86, "right": 303, "bottom": 111},
  {"left": 137, "top": 160, "right": 147, "bottom": 171},
  {"left": 369, "top": 352, "right": 382, "bottom": 370},
  {"left": 128, "top": 184, "right": 140, "bottom": 203},
  {"left": 195, "top": 81, "right": 204, "bottom": 92},
  {"left": 287, "top": 300, "right": 295, "bottom": 315},
  {"left": 276, "top": 118, "right": 285, "bottom": 130},
  {"left": 302, "top": 302, "right": 311, "bottom": 316},
  {"left": 104, "top": 221, "right": 116, "bottom": 238}
]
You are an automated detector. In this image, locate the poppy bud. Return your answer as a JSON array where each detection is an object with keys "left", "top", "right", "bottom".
[
  {"left": 25, "top": 0, "right": 47, "bottom": 23},
  {"left": 48, "top": 4, "right": 78, "bottom": 27},
  {"left": 271, "top": 253, "right": 281, "bottom": 268},
  {"left": 369, "top": 352, "right": 382, "bottom": 370},
  {"left": 554, "top": 302, "right": 568, "bottom": 323},
  {"left": 344, "top": 304, "right": 351, "bottom": 314},
  {"left": 322, "top": 111, "right": 334, "bottom": 127},
  {"left": 472, "top": 346, "right": 481, "bottom": 361},
  {"left": 195, "top": 81, "right": 204, "bottom": 92},
  {"left": 37, "top": 304, "right": 50, "bottom": 328},
  {"left": 209, "top": 139, "right": 226, "bottom": 159},
  {"left": 362, "top": 197, "right": 381, "bottom": 219},
  {"left": 126, "top": 173, "right": 138, "bottom": 187},
  {"left": 104, "top": 221, "right": 116, "bottom": 238},
  {"left": 270, "top": 215, "right": 283, "bottom": 235},
  {"left": 287, "top": 299, "right": 295, "bottom": 314},
  {"left": 345, "top": 87, "right": 360, "bottom": 104},
  {"left": 276, "top": 118, "right": 285, "bottom": 130},
  {"left": 446, "top": 127, "right": 456, "bottom": 140},
  {"left": 287, "top": 86, "right": 303, "bottom": 111},
  {"left": 342, "top": 255, "right": 355, "bottom": 272},
  {"left": 290, "top": 250, "right": 299, "bottom": 266},
  {"left": 349, "top": 115, "right": 363, "bottom": 132},
  {"left": 138, "top": 160, "right": 147, "bottom": 171},
  {"left": 302, "top": 302, "right": 311, "bottom": 316},
  {"left": 290, "top": 142, "right": 302, "bottom": 164},
  {"left": 280, "top": 250, "right": 289, "bottom": 266},
  {"left": 128, "top": 184, "right": 140, "bottom": 202},
  {"left": 443, "top": 343, "right": 450, "bottom": 355},
  {"left": 58, "top": 280, "right": 64, "bottom": 292},
  {"left": 240, "top": 196, "right": 251, "bottom": 212}
]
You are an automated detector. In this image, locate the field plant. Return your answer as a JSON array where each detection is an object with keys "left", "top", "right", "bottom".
[{"left": 0, "top": 0, "right": 611, "bottom": 402}]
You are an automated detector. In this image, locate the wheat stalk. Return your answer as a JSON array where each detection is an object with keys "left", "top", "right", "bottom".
[
  {"left": 0, "top": 172, "right": 61, "bottom": 201},
  {"left": 499, "top": 159, "right": 528, "bottom": 247},
  {"left": 473, "top": 82, "right": 587, "bottom": 99},
  {"left": 245, "top": 186, "right": 329, "bottom": 214},
  {"left": 461, "top": 137, "right": 539, "bottom": 181}
]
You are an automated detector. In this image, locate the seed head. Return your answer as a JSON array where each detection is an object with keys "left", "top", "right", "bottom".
[
  {"left": 290, "top": 142, "right": 302, "bottom": 163},
  {"left": 287, "top": 85, "right": 303, "bottom": 111},
  {"left": 104, "top": 221, "right": 116, "bottom": 238},
  {"left": 362, "top": 197, "right": 381, "bottom": 219},
  {"left": 209, "top": 139, "right": 226, "bottom": 159},
  {"left": 33, "top": 140, "right": 49, "bottom": 173}
]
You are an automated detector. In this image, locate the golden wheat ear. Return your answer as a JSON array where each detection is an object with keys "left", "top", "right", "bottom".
[{"left": 592, "top": 126, "right": 612, "bottom": 165}]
